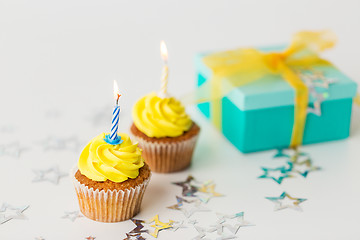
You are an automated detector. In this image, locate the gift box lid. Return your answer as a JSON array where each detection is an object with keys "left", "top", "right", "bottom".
[{"left": 195, "top": 45, "right": 358, "bottom": 111}]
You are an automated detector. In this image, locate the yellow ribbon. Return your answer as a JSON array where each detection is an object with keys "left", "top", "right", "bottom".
[
  {"left": 202, "top": 31, "right": 336, "bottom": 148},
  {"left": 355, "top": 94, "right": 360, "bottom": 106}
]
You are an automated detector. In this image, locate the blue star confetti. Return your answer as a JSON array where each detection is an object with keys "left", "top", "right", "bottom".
[
  {"left": 258, "top": 166, "right": 293, "bottom": 184},
  {"left": 273, "top": 148, "right": 290, "bottom": 158}
]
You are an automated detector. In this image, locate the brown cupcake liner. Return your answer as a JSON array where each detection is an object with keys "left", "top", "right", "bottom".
[
  {"left": 71, "top": 167, "right": 150, "bottom": 222},
  {"left": 131, "top": 133, "right": 199, "bottom": 173}
]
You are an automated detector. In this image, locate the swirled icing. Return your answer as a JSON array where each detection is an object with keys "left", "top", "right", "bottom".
[
  {"left": 78, "top": 133, "right": 144, "bottom": 182},
  {"left": 132, "top": 92, "right": 192, "bottom": 138}
]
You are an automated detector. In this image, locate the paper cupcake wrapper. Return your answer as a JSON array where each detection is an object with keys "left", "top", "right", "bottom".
[
  {"left": 71, "top": 167, "right": 150, "bottom": 222},
  {"left": 132, "top": 133, "right": 199, "bottom": 173}
]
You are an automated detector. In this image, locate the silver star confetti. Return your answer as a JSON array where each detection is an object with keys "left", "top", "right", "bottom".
[
  {"left": 35, "top": 237, "right": 45, "bottom": 240},
  {"left": 0, "top": 203, "right": 29, "bottom": 224},
  {"left": 128, "top": 215, "right": 174, "bottom": 238},
  {"left": 193, "top": 225, "right": 236, "bottom": 240},
  {"left": 125, "top": 219, "right": 147, "bottom": 240},
  {"left": 173, "top": 175, "right": 224, "bottom": 203},
  {"left": 33, "top": 166, "right": 68, "bottom": 185},
  {"left": 62, "top": 211, "right": 83, "bottom": 222},
  {"left": 0, "top": 142, "right": 28, "bottom": 158},
  {"left": 266, "top": 192, "right": 307, "bottom": 211},
  {"left": 298, "top": 69, "right": 337, "bottom": 117},
  {"left": 123, "top": 233, "right": 146, "bottom": 240},
  {"left": 173, "top": 175, "right": 198, "bottom": 197},
  {"left": 39, "top": 136, "right": 83, "bottom": 152},
  {"left": 212, "top": 212, "right": 255, "bottom": 234},
  {"left": 171, "top": 220, "right": 187, "bottom": 232},
  {"left": 167, "top": 196, "right": 210, "bottom": 218}
]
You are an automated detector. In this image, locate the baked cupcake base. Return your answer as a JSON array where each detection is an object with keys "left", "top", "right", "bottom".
[
  {"left": 72, "top": 164, "right": 151, "bottom": 222},
  {"left": 130, "top": 123, "right": 200, "bottom": 173}
]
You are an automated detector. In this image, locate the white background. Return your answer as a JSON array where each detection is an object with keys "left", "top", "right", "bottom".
[{"left": 0, "top": 0, "right": 360, "bottom": 239}]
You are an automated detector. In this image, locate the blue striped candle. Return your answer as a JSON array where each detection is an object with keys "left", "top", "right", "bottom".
[
  {"left": 110, "top": 105, "right": 120, "bottom": 140},
  {"left": 104, "top": 80, "right": 123, "bottom": 145}
]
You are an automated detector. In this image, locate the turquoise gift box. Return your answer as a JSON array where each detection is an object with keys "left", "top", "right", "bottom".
[{"left": 195, "top": 45, "right": 358, "bottom": 153}]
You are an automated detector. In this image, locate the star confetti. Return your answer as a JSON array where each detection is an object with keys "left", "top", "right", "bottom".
[
  {"left": 62, "top": 211, "right": 83, "bottom": 222},
  {"left": 123, "top": 233, "right": 146, "bottom": 240},
  {"left": 271, "top": 148, "right": 320, "bottom": 178},
  {"left": 125, "top": 219, "right": 147, "bottom": 240},
  {"left": 146, "top": 215, "right": 174, "bottom": 238},
  {"left": 193, "top": 225, "right": 236, "bottom": 240},
  {"left": 289, "top": 149, "right": 309, "bottom": 163},
  {"left": 298, "top": 69, "right": 337, "bottom": 117},
  {"left": 173, "top": 175, "right": 224, "bottom": 203},
  {"left": 196, "top": 182, "right": 223, "bottom": 203},
  {"left": 290, "top": 159, "right": 321, "bottom": 178},
  {"left": 273, "top": 148, "right": 290, "bottom": 158},
  {"left": 266, "top": 192, "right": 307, "bottom": 211},
  {"left": 128, "top": 215, "right": 174, "bottom": 238},
  {"left": 0, "top": 142, "right": 28, "bottom": 158},
  {"left": 33, "top": 166, "right": 68, "bottom": 185},
  {"left": 168, "top": 196, "right": 210, "bottom": 218},
  {"left": 210, "top": 212, "right": 255, "bottom": 235},
  {"left": 129, "top": 219, "right": 148, "bottom": 234},
  {"left": 307, "top": 101, "right": 322, "bottom": 116},
  {"left": 171, "top": 220, "right": 187, "bottom": 232},
  {"left": 35, "top": 237, "right": 45, "bottom": 240},
  {"left": 0, "top": 203, "right": 29, "bottom": 224},
  {"left": 258, "top": 166, "right": 293, "bottom": 184},
  {"left": 171, "top": 219, "right": 197, "bottom": 232},
  {"left": 39, "top": 136, "right": 83, "bottom": 152},
  {"left": 172, "top": 175, "right": 198, "bottom": 197}
]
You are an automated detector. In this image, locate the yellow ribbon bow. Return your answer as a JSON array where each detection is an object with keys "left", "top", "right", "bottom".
[{"left": 201, "top": 31, "right": 336, "bottom": 148}]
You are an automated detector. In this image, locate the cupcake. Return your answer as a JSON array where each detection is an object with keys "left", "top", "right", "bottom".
[
  {"left": 72, "top": 133, "right": 151, "bottom": 222},
  {"left": 130, "top": 92, "right": 200, "bottom": 173}
]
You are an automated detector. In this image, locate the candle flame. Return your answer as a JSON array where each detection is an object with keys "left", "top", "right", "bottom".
[
  {"left": 113, "top": 80, "right": 121, "bottom": 101},
  {"left": 160, "top": 40, "right": 168, "bottom": 62}
]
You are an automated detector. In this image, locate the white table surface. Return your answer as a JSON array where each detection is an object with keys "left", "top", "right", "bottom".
[{"left": 1, "top": 0, "right": 360, "bottom": 239}]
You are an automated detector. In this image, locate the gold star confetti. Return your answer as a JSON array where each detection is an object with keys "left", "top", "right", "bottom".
[
  {"left": 197, "top": 183, "right": 223, "bottom": 203},
  {"left": 147, "top": 215, "right": 174, "bottom": 238}
]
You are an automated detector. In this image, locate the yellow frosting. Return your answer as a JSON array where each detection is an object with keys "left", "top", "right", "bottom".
[
  {"left": 78, "top": 133, "right": 144, "bottom": 182},
  {"left": 132, "top": 92, "right": 192, "bottom": 138}
]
